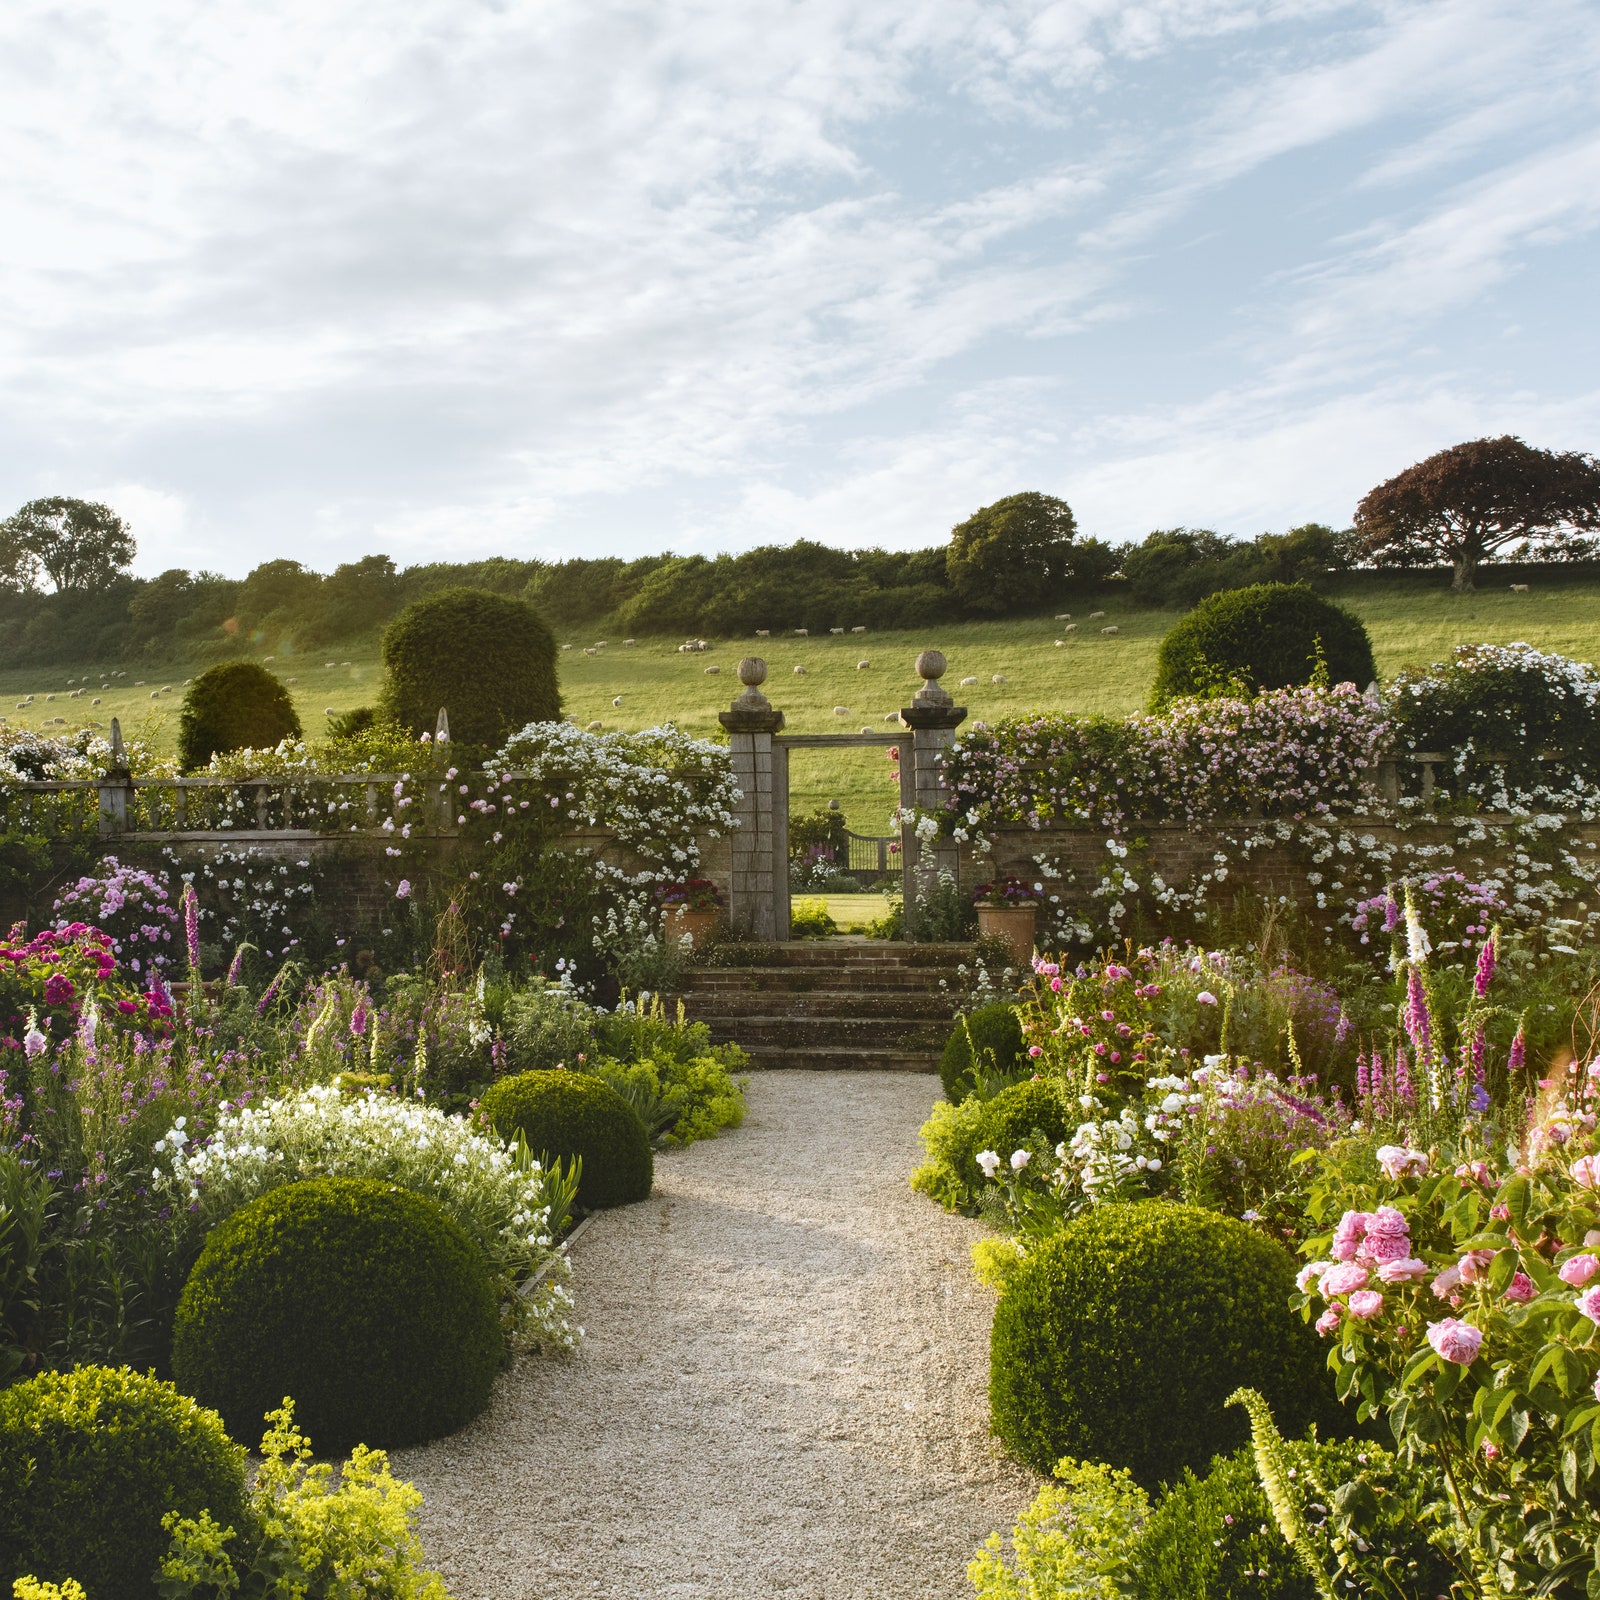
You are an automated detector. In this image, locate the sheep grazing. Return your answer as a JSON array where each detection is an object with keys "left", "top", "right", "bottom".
[
  {"left": 991, "top": 674, "right": 1007, "bottom": 684},
  {"left": 1055, "top": 613, "right": 1071, "bottom": 620},
  {"left": 833, "top": 705, "right": 849, "bottom": 715},
  {"left": 1089, "top": 610, "right": 1106, "bottom": 620},
  {"left": 594, "top": 640, "right": 608, "bottom": 648},
  {"left": 1063, "top": 623, "right": 1078, "bottom": 633},
  {"left": 584, "top": 647, "right": 597, "bottom": 656},
  {"left": 561, "top": 644, "right": 573, "bottom": 651},
  {"left": 1102, "top": 625, "right": 1119, "bottom": 635},
  {"left": 851, "top": 626, "right": 866, "bottom": 634},
  {"left": 829, "top": 627, "right": 845, "bottom": 635},
  {"left": 756, "top": 629, "right": 771, "bottom": 637},
  {"left": 705, "top": 666, "right": 721, "bottom": 675},
  {"left": 794, "top": 628, "right": 809, "bottom": 636},
  {"left": 860, "top": 726, "right": 873, "bottom": 734},
  {"left": 1510, "top": 583, "right": 1530, "bottom": 593},
  {"left": 612, "top": 695, "right": 624, "bottom": 707},
  {"left": 856, "top": 659, "right": 870, "bottom": 670},
  {"left": 793, "top": 665, "right": 808, "bottom": 674},
  {"left": 587, "top": 720, "right": 604, "bottom": 731},
  {"left": 623, "top": 638, "right": 636, "bottom": 646},
  {"left": 960, "top": 675, "right": 979, "bottom": 686},
  {"left": 882, "top": 712, "right": 898, "bottom": 722},
  {"left": 1054, "top": 639, "right": 1066, "bottom": 647}
]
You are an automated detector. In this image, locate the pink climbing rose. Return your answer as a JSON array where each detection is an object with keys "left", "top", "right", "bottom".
[
  {"left": 1427, "top": 1318, "right": 1483, "bottom": 1365},
  {"left": 1560, "top": 1254, "right": 1600, "bottom": 1287},
  {"left": 1347, "top": 1289, "right": 1384, "bottom": 1320}
]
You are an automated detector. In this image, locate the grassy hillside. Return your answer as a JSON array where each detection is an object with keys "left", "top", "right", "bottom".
[{"left": 4, "top": 580, "right": 1594, "bottom": 832}]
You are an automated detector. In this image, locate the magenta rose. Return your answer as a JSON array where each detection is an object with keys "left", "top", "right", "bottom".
[{"left": 1502, "top": 1271, "right": 1537, "bottom": 1304}]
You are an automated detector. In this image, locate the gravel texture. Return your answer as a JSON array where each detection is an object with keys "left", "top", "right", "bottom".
[{"left": 398, "top": 1070, "right": 1038, "bottom": 1600}]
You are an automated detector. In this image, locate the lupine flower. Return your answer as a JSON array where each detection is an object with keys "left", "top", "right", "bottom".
[{"left": 1427, "top": 1318, "right": 1483, "bottom": 1365}]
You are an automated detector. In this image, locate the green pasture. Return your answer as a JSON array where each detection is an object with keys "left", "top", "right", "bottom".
[{"left": 2, "top": 581, "right": 1594, "bottom": 832}]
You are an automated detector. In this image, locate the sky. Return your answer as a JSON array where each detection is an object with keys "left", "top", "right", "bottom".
[{"left": 1, "top": 0, "right": 1597, "bottom": 579}]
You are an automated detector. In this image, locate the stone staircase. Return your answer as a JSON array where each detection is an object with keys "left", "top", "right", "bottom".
[{"left": 671, "top": 941, "right": 968, "bottom": 1071}]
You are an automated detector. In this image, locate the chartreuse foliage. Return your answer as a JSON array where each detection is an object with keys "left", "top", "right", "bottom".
[
  {"left": 1150, "top": 583, "right": 1375, "bottom": 709},
  {"left": 0, "top": 1365, "right": 248, "bottom": 1600},
  {"left": 178, "top": 661, "right": 302, "bottom": 771},
  {"left": 988, "top": 1202, "right": 1335, "bottom": 1488},
  {"left": 480, "top": 1070, "right": 653, "bottom": 1210},
  {"left": 157, "top": 1401, "right": 453, "bottom": 1600},
  {"left": 380, "top": 586, "right": 560, "bottom": 745},
  {"left": 172, "top": 1177, "right": 502, "bottom": 1454}
]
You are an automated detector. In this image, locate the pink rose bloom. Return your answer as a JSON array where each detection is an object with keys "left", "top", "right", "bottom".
[
  {"left": 1296, "top": 1261, "right": 1331, "bottom": 1294},
  {"left": 1573, "top": 1155, "right": 1600, "bottom": 1191},
  {"left": 1594, "top": 1372, "right": 1600, "bottom": 1404},
  {"left": 1329, "top": 1210, "right": 1372, "bottom": 1262},
  {"left": 1560, "top": 1254, "right": 1600, "bottom": 1287},
  {"left": 1366, "top": 1205, "right": 1410, "bottom": 1239},
  {"left": 1364, "top": 1229, "right": 1414, "bottom": 1264},
  {"left": 1377, "top": 1257, "right": 1430, "bottom": 1285},
  {"left": 1348, "top": 1289, "right": 1384, "bottom": 1320},
  {"left": 1432, "top": 1264, "right": 1462, "bottom": 1300},
  {"left": 1576, "top": 1286, "right": 1600, "bottom": 1325},
  {"left": 1376, "top": 1144, "right": 1428, "bottom": 1180},
  {"left": 1458, "top": 1250, "right": 1496, "bottom": 1285},
  {"left": 1315, "top": 1307, "right": 1342, "bottom": 1337},
  {"left": 1502, "top": 1271, "right": 1537, "bottom": 1304},
  {"left": 1427, "top": 1318, "right": 1483, "bottom": 1365},
  {"left": 1320, "top": 1263, "right": 1370, "bottom": 1297}
]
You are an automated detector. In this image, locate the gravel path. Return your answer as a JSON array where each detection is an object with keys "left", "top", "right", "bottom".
[{"left": 399, "top": 1071, "right": 1038, "bottom": 1600}]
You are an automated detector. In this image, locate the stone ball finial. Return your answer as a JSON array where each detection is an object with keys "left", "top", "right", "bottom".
[
  {"left": 915, "top": 649, "right": 947, "bottom": 682},
  {"left": 738, "top": 657, "right": 768, "bottom": 688}
]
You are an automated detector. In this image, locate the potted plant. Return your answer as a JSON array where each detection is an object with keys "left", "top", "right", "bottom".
[
  {"left": 971, "top": 878, "right": 1042, "bottom": 961},
  {"left": 659, "top": 879, "right": 723, "bottom": 950}
]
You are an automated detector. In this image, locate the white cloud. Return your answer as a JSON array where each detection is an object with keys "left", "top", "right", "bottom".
[{"left": 0, "top": 0, "right": 1594, "bottom": 576}]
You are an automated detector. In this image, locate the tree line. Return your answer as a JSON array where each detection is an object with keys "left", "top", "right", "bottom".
[{"left": 2, "top": 435, "right": 1597, "bottom": 668}]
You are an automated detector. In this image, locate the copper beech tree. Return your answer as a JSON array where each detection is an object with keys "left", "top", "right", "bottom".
[{"left": 1353, "top": 436, "right": 1600, "bottom": 592}]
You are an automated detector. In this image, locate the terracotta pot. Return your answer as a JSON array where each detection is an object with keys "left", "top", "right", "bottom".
[
  {"left": 976, "top": 903, "right": 1037, "bottom": 963},
  {"left": 664, "top": 904, "right": 719, "bottom": 951}
]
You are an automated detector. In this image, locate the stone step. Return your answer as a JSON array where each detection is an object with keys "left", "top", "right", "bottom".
[
  {"left": 698, "top": 941, "right": 971, "bottom": 968},
  {"left": 681, "top": 968, "right": 959, "bottom": 995},
  {"left": 738, "top": 1044, "right": 938, "bottom": 1072},
  {"left": 681, "top": 989, "right": 956, "bottom": 1020},
  {"left": 698, "top": 1015, "right": 952, "bottom": 1051}
]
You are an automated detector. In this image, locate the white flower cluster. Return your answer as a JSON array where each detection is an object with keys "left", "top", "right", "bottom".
[
  {"left": 154, "top": 1086, "right": 578, "bottom": 1350},
  {"left": 1057, "top": 1095, "right": 1164, "bottom": 1198}
]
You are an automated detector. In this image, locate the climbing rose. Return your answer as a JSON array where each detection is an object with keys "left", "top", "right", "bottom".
[
  {"left": 1377, "top": 1257, "right": 1430, "bottom": 1285},
  {"left": 1560, "top": 1254, "right": 1600, "bottom": 1287},
  {"left": 1457, "top": 1250, "right": 1496, "bottom": 1285},
  {"left": 1376, "top": 1145, "right": 1429, "bottom": 1180},
  {"left": 1347, "top": 1289, "right": 1384, "bottom": 1320},
  {"left": 1572, "top": 1155, "right": 1600, "bottom": 1191},
  {"left": 1320, "top": 1263, "right": 1370, "bottom": 1297},
  {"left": 1315, "top": 1308, "right": 1342, "bottom": 1337},
  {"left": 1296, "top": 1261, "right": 1330, "bottom": 1293},
  {"left": 1576, "top": 1286, "right": 1600, "bottom": 1325},
  {"left": 43, "top": 973, "right": 75, "bottom": 1007},
  {"left": 1503, "top": 1271, "right": 1537, "bottom": 1304},
  {"left": 1427, "top": 1319, "right": 1483, "bottom": 1365}
]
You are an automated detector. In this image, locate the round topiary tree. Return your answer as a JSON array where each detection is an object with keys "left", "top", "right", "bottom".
[
  {"left": 989, "top": 1202, "right": 1338, "bottom": 1488},
  {"left": 379, "top": 587, "right": 560, "bottom": 746},
  {"left": 0, "top": 1365, "right": 248, "bottom": 1600},
  {"left": 1149, "top": 583, "right": 1376, "bottom": 710},
  {"left": 480, "top": 1070, "right": 652, "bottom": 1210},
  {"left": 975, "top": 1076, "right": 1069, "bottom": 1166},
  {"left": 172, "top": 1176, "right": 502, "bottom": 1455},
  {"left": 940, "top": 1003, "right": 1026, "bottom": 1100},
  {"left": 177, "top": 661, "right": 302, "bottom": 771}
]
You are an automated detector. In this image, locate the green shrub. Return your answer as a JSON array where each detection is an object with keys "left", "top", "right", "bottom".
[
  {"left": 171, "top": 1177, "right": 502, "bottom": 1454},
  {"left": 1149, "top": 583, "right": 1376, "bottom": 709},
  {"left": 502, "top": 981, "right": 597, "bottom": 1072},
  {"left": 1128, "top": 1434, "right": 1453, "bottom": 1600},
  {"left": 790, "top": 897, "right": 837, "bottom": 939},
  {"left": 989, "top": 1203, "right": 1336, "bottom": 1488},
  {"left": 590, "top": 1052, "right": 746, "bottom": 1146},
  {"left": 379, "top": 586, "right": 559, "bottom": 746},
  {"left": 910, "top": 1076, "right": 1066, "bottom": 1214},
  {"left": 479, "top": 1070, "right": 652, "bottom": 1210},
  {"left": 910, "top": 1095, "right": 990, "bottom": 1212},
  {"left": 976, "top": 1076, "right": 1069, "bottom": 1166},
  {"left": 0, "top": 1365, "right": 248, "bottom": 1600},
  {"left": 940, "top": 1002, "right": 1025, "bottom": 1100},
  {"left": 177, "top": 661, "right": 302, "bottom": 771}
]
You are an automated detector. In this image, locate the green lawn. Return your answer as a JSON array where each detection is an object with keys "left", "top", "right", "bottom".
[{"left": 2, "top": 580, "right": 1591, "bottom": 833}]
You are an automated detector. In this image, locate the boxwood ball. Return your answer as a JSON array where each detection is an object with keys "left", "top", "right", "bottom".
[
  {"left": 480, "top": 1070, "right": 652, "bottom": 1210},
  {"left": 172, "top": 1176, "right": 503, "bottom": 1454}
]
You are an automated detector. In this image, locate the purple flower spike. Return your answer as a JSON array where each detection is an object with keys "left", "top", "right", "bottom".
[
  {"left": 1474, "top": 934, "right": 1496, "bottom": 999},
  {"left": 1405, "top": 966, "right": 1431, "bottom": 1060},
  {"left": 1508, "top": 1027, "right": 1526, "bottom": 1075},
  {"left": 225, "top": 946, "right": 246, "bottom": 987},
  {"left": 181, "top": 882, "right": 200, "bottom": 972}
]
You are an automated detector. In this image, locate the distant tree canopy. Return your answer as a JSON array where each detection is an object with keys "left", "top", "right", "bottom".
[
  {"left": 1353, "top": 436, "right": 1600, "bottom": 592},
  {"left": 0, "top": 497, "right": 135, "bottom": 592},
  {"left": 1123, "top": 524, "right": 1352, "bottom": 608},
  {"left": 946, "top": 492, "right": 1077, "bottom": 615}
]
